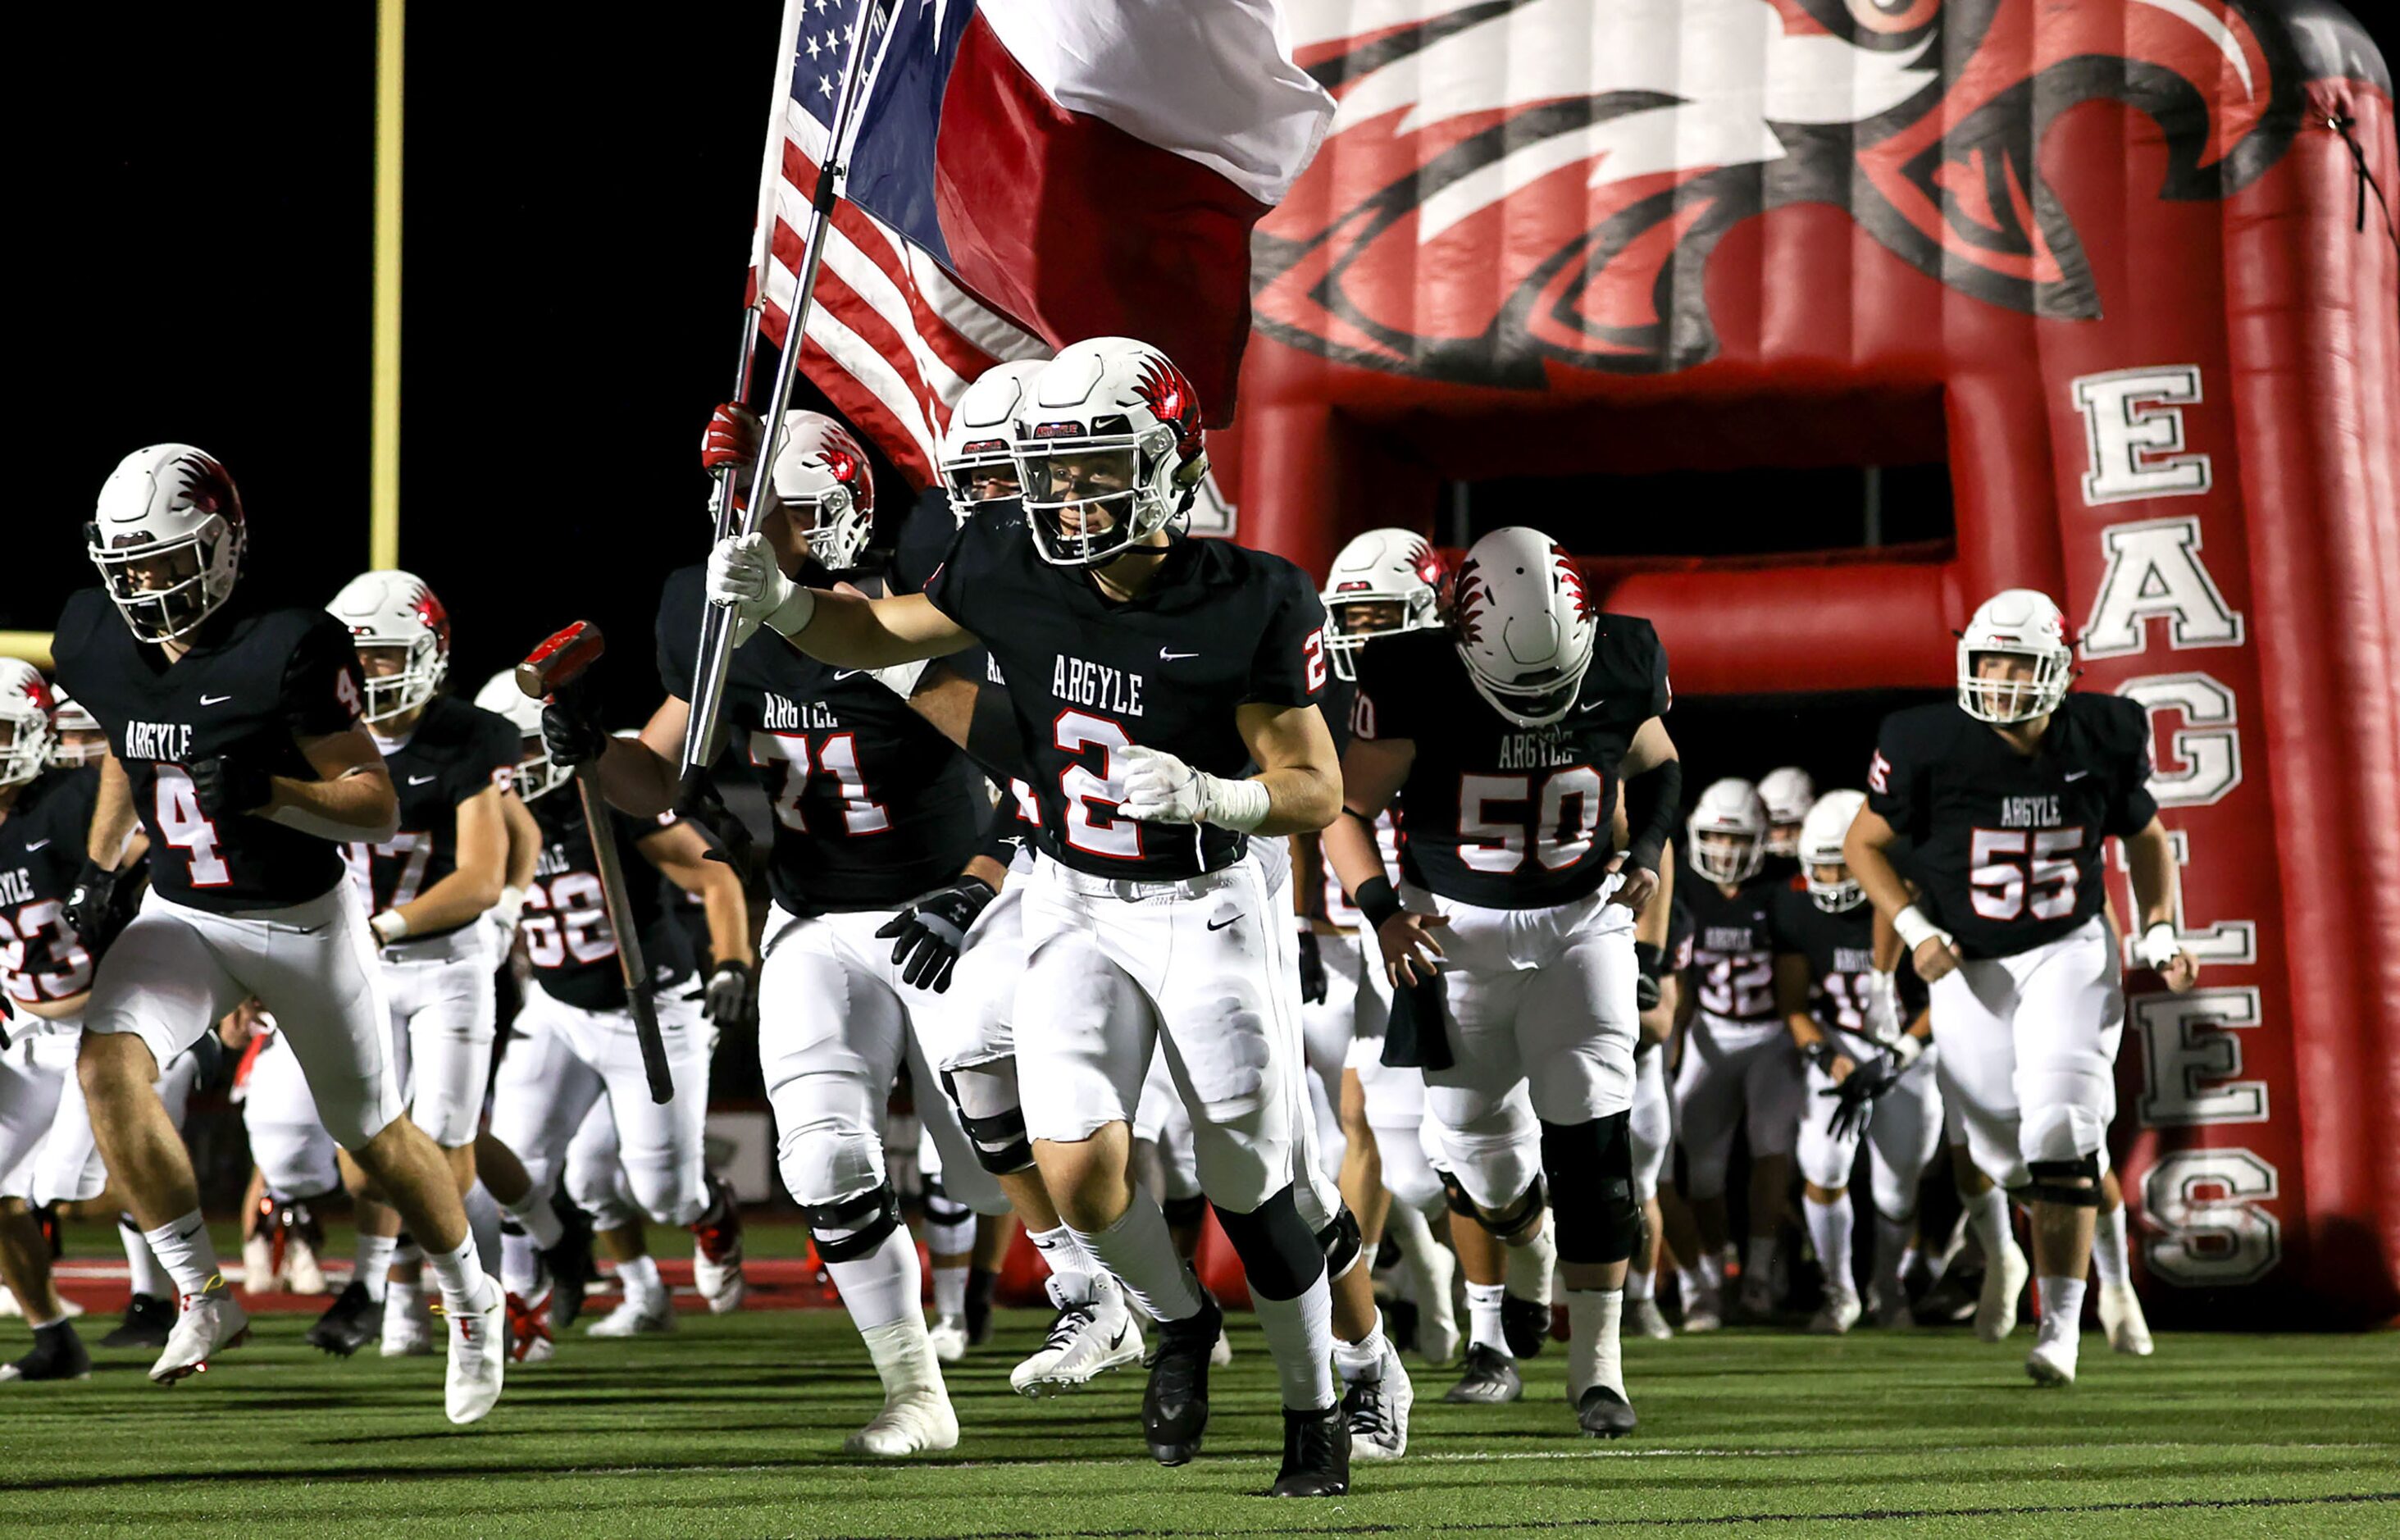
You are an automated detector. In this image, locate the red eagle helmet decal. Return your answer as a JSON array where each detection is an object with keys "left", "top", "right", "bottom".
[
  {"left": 1407, "top": 535, "right": 1446, "bottom": 591},
  {"left": 173, "top": 451, "right": 245, "bottom": 527},
  {"left": 1449, "top": 555, "right": 1489, "bottom": 645},
  {"left": 412, "top": 582, "right": 453, "bottom": 654},
  {"left": 1553, "top": 547, "right": 1596, "bottom": 622},
  {"left": 1132, "top": 353, "right": 1205, "bottom": 467},
  {"left": 817, "top": 424, "right": 874, "bottom": 513}
]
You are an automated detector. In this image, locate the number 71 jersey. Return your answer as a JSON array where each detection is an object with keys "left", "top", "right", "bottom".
[{"left": 1353, "top": 615, "right": 1669, "bottom": 909}]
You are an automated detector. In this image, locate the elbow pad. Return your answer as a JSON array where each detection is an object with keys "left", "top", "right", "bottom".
[{"left": 1621, "top": 758, "right": 1683, "bottom": 875}]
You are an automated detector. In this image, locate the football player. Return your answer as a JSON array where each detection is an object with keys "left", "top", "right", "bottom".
[
  {"left": 53, "top": 444, "right": 504, "bottom": 1422},
  {"left": 1758, "top": 766, "right": 1815, "bottom": 862},
  {"left": 706, "top": 338, "right": 1358, "bottom": 1496},
  {"left": 1672, "top": 777, "right": 1799, "bottom": 1327},
  {"left": 1624, "top": 877, "right": 1689, "bottom": 1342},
  {"left": 47, "top": 689, "right": 109, "bottom": 769},
  {"left": 1774, "top": 790, "right": 1940, "bottom": 1333},
  {"left": 1328, "top": 525, "right": 1681, "bottom": 1439},
  {"left": 1847, "top": 588, "right": 2197, "bottom": 1385}
]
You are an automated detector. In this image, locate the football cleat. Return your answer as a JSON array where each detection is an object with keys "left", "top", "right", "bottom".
[
  {"left": 1010, "top": 1273, "right": 1143, "bottom": 1397},
  {"left": 1868, "top": 1283, "right": 1913, "bottom": 1331},
  {"left": 305, "top": 1280, "right": 380, "bottom": 1357},
  {"left": 1501, "top": 1293, "right": 1552, "bottom": 1359},
  {"left": 280, "top": 1203, "right": 329, "bottom": 1295},
  {"left": 102, "top": 1293, "right": 175, "bottom": 1350},
  {"left": 845, "top": 1319, "right": 959, "bottom": 1456},
  {"left": 1625, "top": 1296, "right": 1675, "bottom": 1341},
  {"left": 1577, "top": 1384, "right": 1639, "bottom": 1438},
  {"left": 150, "top": 1278, "right": 250, "bottom": 1384},
  {"left": 1268, "top": 1404, "right": 1351, "bottom": 1497},
  {"left": 1141, "top": 1289, "right": 1223, "bottom": 1465},
  {"left": 1209, "top": 1327, "right": 1232, "bottom": 1367},
  {"left": 381, "top": 1287, "right": 437, "bottom": 1358},
  {"left": 1809, "top": 1288, "right": 1862, "bottom": 1336},
  {"left": 443, "top": 1287, "right": 507, "bottom": 1425},
  {"left": 240, "top": 1209, "right": 279, "bottom": 1297},
  {"left": 542, "top": 1202, "right": 594, "bottom": 1329},
  {"left": 1341, "top": 1334, "right": 1414, "bottom": 1461},
  {"left": 1975, "top": 1237, "right": 2031, "bottom": 1344},
  {"left": 1442, "top": 1342, "right": 1523, "bottom": 1405},
  {"left": 927, "top": 1314, "right": 969, "bottom": 1365},
  {"left": 688, "top": 1180, "right": 745, "bottom": 1314},
  {"left": 1681, "top": 1278, "right": 1724, "bottom": 1333},
  {"left": 1737, "top": 1273, "right": 1778, "bottom": 1322},
  {"left": 2026, "top": 1336, "right": 2079, "bottom": 1387},
  {"left": 585, "top": 1292, "right": 676, "bottom": 1337},
  {"left": 1, "top": 1322, "right": 92, "bottom": 1382},
  {"left": 505, "top": 1287, "right": 555, "bottom": 1365},
  {"left": 2098, "top": 1282, "right": 2155, "bottom": 1357}
]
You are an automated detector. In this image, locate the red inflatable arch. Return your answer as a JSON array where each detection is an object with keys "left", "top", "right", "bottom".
[{"left": 1208, "top": 0, "right": 2398, "bottom": 1322}]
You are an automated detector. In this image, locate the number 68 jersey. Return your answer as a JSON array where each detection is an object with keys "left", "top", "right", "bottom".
[{"left": 522, "top": 791, "right": 694, "bottom": 1012}]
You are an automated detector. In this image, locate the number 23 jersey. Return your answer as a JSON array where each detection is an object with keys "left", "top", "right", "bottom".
[{"left": 1, "top": 768, "right": 101, "bottom": 1010}]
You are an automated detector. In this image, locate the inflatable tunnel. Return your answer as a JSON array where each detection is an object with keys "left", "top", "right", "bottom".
[{"left": 1215, "top": 0, "right": 2399, "bottom": 1322}]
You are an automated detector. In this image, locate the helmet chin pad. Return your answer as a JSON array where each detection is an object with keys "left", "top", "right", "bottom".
[{"left": 1467, "top": 667, "right": 1583, "bottom": 727}]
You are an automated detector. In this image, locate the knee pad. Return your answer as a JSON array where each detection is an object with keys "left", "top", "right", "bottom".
[
  {"left": 2022, "top": 1156, "right": 2103, "bottom": 1209},
  {"left": 803, "top": 1180, "right": 903, "bottom": 1263},
  {"left": 940, "top": 1065, "right": 1035, "bottom": 1175},
  {"left": 1210, "top": 1185, "right": 1325, "bottom": 1302},
  {"left": 1540, "top": 1114, "right": 1640, "bottom": 1266},
  {"left": 1443, "top": 1167, "right": 1548, "bottom": 1245},
  {"left": 1160, "top": 1192, "right": 1209, "bottom": 1228},
  {"left": 1316, "top": 1206, "right": 1364, "bottom": 1281}
]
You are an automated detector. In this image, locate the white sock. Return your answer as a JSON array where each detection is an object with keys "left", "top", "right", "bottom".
[
  {"left": 1965, "top": 1187, "right": 2012, "bottom": 1260},
  {"left": 464, "top": 1182, "right": 503, "bottom": 1277},
  {"left": 860, "top": 1316, "right": 947, "bottom": 1399},
  {"left": 121, "top": 1215, "right": 172, "bottom": 1300},
  {"left": 1623, "top": 1259, "right": 1655, "bottom": 1302},
  {"left": 1743, "top": 1233, "right": 1778, "bottom": 1291},
  {"left": 1466, "top": 1281, "right": 1509, "bottom": 1353},
  {"left": 501, "top": 1187, "right": 564, "bottom": 1251},
  {"left": 1565, "top": 1286, "right": 1624, "bottom": 1400},
  {"left": 2092, "top": 1205, "right": 2131, "bottom": 1287},
  {"left": 1251, "top": 1274, "right": 1337, "bottom": 1411},
  {"left": 25, "top": 1310, "right": 66, "bottom": 1333},
  {"left": 354, "top": 1232, "right": 397, "bottom": 1303},
  {"left": 1804, "top": 1196, "right": 1855, "bottom": 1297},
  {"left": 500, "top": 1224, "right": 542, "bottom": 1297},
  {"left": 1505, "top": 1221, "right": 1555, "bottom": 1305},
  {"left": 616, "top": 1252, "right": 665, "bottom": 1309},
  {"left": 1071, "top": 1193, "right": 1204, "bottom": 1324},
  {"left": 1027, "top": 1223, "right": 1096, "bottom": 1296},
  {"left": 2037, "top": 1274, "right": 2086, "bottom": 1348},
  {"left": 1384, "top": 1201, "right": 1454, "bottom": 1326},
  {"left": 143, "top": 1210, "right": 223, "bottom": 1299},
  {"left": 826, "top": 1225, "right": 922, "bottom": 1333},
  {"left": 424, "top": 1233, "right": 496, "bottom": 1315},
  {"left": 931, "top": 1263, "right": 968, "bottom": 1320},
  {"left": 1332, "top": 1307, "right": 1387, "bottom": 1382}
]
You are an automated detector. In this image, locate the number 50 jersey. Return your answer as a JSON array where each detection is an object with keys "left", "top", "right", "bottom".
[{"left": 1352, "top": 614, "right": 1669, "bottom": 909}]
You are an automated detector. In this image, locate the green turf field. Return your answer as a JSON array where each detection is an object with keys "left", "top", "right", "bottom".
[{"left": 5, "top": 1306, "right": 2394, "bottom": 1539}]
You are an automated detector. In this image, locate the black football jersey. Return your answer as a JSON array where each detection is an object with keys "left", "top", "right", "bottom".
[
  {"left": 657, "top": 563, "right": 983, "bottom": 914},
  {"left": 1351, "top": 615, "right": 1669, "bottom": 909},
  {"left": 1682, "top": 869, "right": 1782, "bottom": 1024},
  {"left": 891, "top": 486, "right": 1006, "bottom": 695},
  {"left": 523, "top": 791, "right": 695, "bottom": 1011},
  {"left": 0, "top": 768, "right": 102, "bottom": 1009},
  {"left": 1770, "top": 882, "right": 1929, "bottom": 1037},
  {"left": 1665, "top": 894, "right": 1695, "bottom": 974},
  {"left": 923, "top": 513, "right": 1330, "bottom": 881},
  {"left": 1866, "top": 696, "right": 2157, "bottom": 960},
  {"left": 52, "top": 589, "right": 367, "bottom": 912},
  {"left": 344, "top": 695, "right": 519, "bottom": 932}
]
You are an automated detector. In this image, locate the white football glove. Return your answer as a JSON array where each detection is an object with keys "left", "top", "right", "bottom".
[
  {"left": 2134, "top": 922, "right": 2183, "bottom": 969},
  {"left": 706, "top": 531, "right": 816, "bottom": 646},
  {"left": 1862, "top": 968, "right": 1904, "bottom": 1045},
  {"left": 489, "top": 884, "right": 527, "bottom": 952},
  {"left": 1115, "top": 745, "right": 1270, "bottom": 832}
]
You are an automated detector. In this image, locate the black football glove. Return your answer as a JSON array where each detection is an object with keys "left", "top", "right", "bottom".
[
  {"left": 540, "top": 697, "right": 608, "bottom": 770},
  {"left": 1633, "top": 941, "right": 1666, "bottom": 1012},
  {"left": 1824, "top": 1050, "right": 1905, "bottom": 1141},
  {"left": 874, "top": 878, "right": 996, "bottom": 993},
  {"left": 189, "top": 754, "right": 274, "bottom": 818},
  {"left": 1296, "top": 927, "right": 1328, "bottom": 1005},
  {"left": 65, "top": 862, "right": 127, "bottom": 959},
  {"left": 702, "top": 959, "right": 758, "bottom": 1029}
]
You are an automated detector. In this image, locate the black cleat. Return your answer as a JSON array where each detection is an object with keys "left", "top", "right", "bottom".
[
  {"left": 305, "top": 1279, "right": 380, "bottom": 1357},
  {"left": 1, "top": 1321, "right": 92, "bottom": 1383},
  {"left": 964, "top": 1265, "right": 997, "bottom": 1346},
  {"left": 1442, "top": 1342, "right": 1523, "bottom": 1404},
  {"left": 1141, "top": 1288, "right": 1222, "bottom": 1466},
  {"left": 100, "top": 1293, "right": 173, "bottom": 1350},
  {"left": 1501, "top": 1293, "right": 1551, "bottom": 1358},
  {"left": 1577, "top": 1384, "right": 1638, "bottom": 1438},
  {"left": 1268, "top": 1403, "right": 1351, "bottom": 1497},
  {"left": 542, "top": 1201, "right": 594, "bottom": 1329}
]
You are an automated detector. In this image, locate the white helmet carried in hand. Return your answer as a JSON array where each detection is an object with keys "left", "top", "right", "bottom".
[
  {"left": 940, "top": 359, "right": 1045, "bottom": 525},
  {"left": 1798, "top": 789, "right": 1868, "bottom": 912},
  {"left": 474, "top": 669, "right": 568, "bottom": 801},
  {"left": 1687, "top": 777, "right": 1769, "bottom": 885},
  {"left": 1450, "top": 526, "right": 1597, "bottom": 727},
  {"left": 47, "top": 687, "right": 104, "bottom": 768},
  {"left": 772, "top": 412, "right": 878, "bottom": 572},
  {"left": 1012, "top": 337, "right": 1209, "bottom": 567},
  {"left": 1320, "top": 528, "right": 1445, "bottom": 681},
  {"left": 1758, "top": 766, "right": 1815, "bottom": 856},
  {"left": 1958, "top": 587, "right": 2074, "bottom": 724},
  {"left": 86, "top": 444, "right": 248, "bottom": 644},
  {"left": 328, "top": 571, "right": 452, "bottom": 726},
  {"left": 0, "top": 659, "right": 57, "bottom": 789}
]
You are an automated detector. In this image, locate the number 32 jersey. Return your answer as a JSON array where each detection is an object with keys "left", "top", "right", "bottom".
[
  {"left": 51, "top": 589, "right": 368, "bottom": 912},
  {"left": 1351, "top": 614, "right": 1669, "bottom": 909},
  {"left": 1865, "top": 696, "right": 2156, "bottom": 961}
]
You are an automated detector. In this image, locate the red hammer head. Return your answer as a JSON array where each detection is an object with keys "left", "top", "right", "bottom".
[{"left": 516, "top": 621, "right": 606, "bottom": 701}]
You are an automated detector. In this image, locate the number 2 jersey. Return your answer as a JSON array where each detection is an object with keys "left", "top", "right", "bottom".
[
  {"left": 1681, "top": 870, "right": 1783, "bottom": 1026},
  {"left": 1, "top": 768, "right": 100, "bottom": 1013},
  {"left": 1769, "top": 881, "right": 1927, "bottom": 1041},
  {"left": 51, "top": 589, "right": 368, "bottom": 911},
  {"left": 522, "top": 790, "right": 695, "bottom": 1012},
  {"left": 1866, "top": 696, "right": 2156, "bottom": 960},
  {"left": 345, "top": 695, "right": 519, "bottom": 933},
  {"left": 1350, "top": 614, "right": 1669, "bottom": 909}
]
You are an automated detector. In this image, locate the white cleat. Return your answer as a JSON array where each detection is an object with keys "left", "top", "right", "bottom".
[
  {"left": 584, "top": 1292, "right": 676, "bottom": 1337},
  {"left": 1975, "top": 1239, "right": 2031, "bottom": 1344},
  {"left": 2098, "top": 1283, "right": 2154, "bottom": 1357},
  {"left": 847, "top": 1319, "right": 959, "bottom": 1456},
  {"left": 1010, "top": 1273, "right": 1144, "bottom": 1397},
  {"left": 444, "top": 1285, "right": 507, "bottom": 1425},
  {"left": 240, "top": 1233, "right": 280, "bottom": 1296},
  {"left": 1625, "top": 1296, "right": 1674, "bottom": 1341},
  {"left": 1681, "top": 1280, "right": 1723, "bottom": 1333},
  {"left": 285, "top": 1237, "right": 329, "bottom": 1296},
  {"left": 150, "top": 1279, "right": 251, "bottom": 1385},
  {"left": 1808, "top": 1289, "right": 1861, "bottom": 1336},
  {"left": 1209, "top": 1328, "right": 1232, "bottom": 1367},
  {"left": 927, "top": 1314, "right": 969, "bottom": 1365},
  {"left": 382, "top": 1288, "right": 437, "bottom": 1357},
  {"left": 1342, "top": 1334, "right": 1415, "bottom": 1460},
  {"left": 2026, "top": 1335, "right": 2079, "bottom": 1387}
]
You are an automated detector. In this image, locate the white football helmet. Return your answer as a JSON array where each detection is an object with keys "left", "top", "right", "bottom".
[
  {"left": 47, "top": 687, "right": 105, "bottom": 768},
  {"left": 0, "top": 660, "right": 57, "bottom": 789},
  {"left": 1012, "top": 337, "right": 1209, "bottom": 566},
  {"left": 1320, "top": 528, "right": 1446, "bottom": 681},
  {"left": 86, "top": 444, "right": 248, "bottom": 644},
  {"left": 1958, "top": 587, "right": 2074, "bottom": 723},
  {"left": 772, "top": 412, "right": 878, "bottom": 572},
  {"left": 939, "top": 360, "right": 1045, "bottom": 525},
  {"left": 1687, "top": 777, "right": 1769, "bottom": 885},
  {"left": 473, "top": 669, "right": 567, "bottom": 801},
  {"left": 1758, "top": 766, "right": 1815, "bottom": 856},
  {"left": 328, "top": 571, "right": 451, "bottom": 726},
  {"left": 1798, "top": 790, "right": 1868, "bottom": 912},
  {"left": 1450, "top": 526, "right": 1597, "bottom": 727}
]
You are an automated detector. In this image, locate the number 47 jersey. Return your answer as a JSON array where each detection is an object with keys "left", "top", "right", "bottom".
[{"left": 1352, "top": 615, "right": 1669, "bottom": 909}]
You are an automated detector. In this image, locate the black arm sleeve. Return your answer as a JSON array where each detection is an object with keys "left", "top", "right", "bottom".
[{"left": 1621, "top": 757, "right": 1683, "bottom": 877}]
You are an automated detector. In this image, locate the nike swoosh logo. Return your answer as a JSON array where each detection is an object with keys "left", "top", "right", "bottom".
[
  {"left": 199, "top": 694, "right": 234, "bottom": 706},
  {"left": 1206, "top": 915, "right": 1240, "bottom": 932},
  {"left": 294, "top": 923, "right": 328, "bottom": 936},
  {"left": 24, "top": 839, "right": 49, "bottom": 851},
  {"left": 177, "top": 1223, "right": 205, "bottom": 1242},
  {"left": 833, "top": 669, "right": 863, "bottom": 680},
  {"left": 1109, "top": 1323, "right": 1129, "bottom": 1349},
  {"left": 407, "top": 774, "right": 437, "bottom": 786},
  {"left": 1159, "top": 649, "right": 1199, "bottom": 661},
  {"left": 2063, "top": 770, "right": 2090, "bottom": 781}
]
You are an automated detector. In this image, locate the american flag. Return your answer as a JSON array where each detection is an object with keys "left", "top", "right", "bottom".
[{"left": 750, "top": 0, "right": 1045, "bottom": 484}]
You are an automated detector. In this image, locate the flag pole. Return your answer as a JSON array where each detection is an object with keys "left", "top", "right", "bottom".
[
  {"left": 682, "top": 0, "right": 886, "bottom": 778},
  {"left": 370, "top": 0, "right": 404, "bottom": 570}
]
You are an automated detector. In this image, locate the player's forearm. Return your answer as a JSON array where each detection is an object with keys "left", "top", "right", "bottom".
[
  {"left": 1634, "top": 841, "right": 1675, "bottom": 948},
  {"left": 779, "top": 590, "right": 954, "bottom": 669},
  {"left": 1786, "top": 1011, "right": 1827, "bottom": 1051},
  {"left": 594, "top": 736, "right": 680, "bottom": 819},
  {"left": 1249, "top": 763, "right": 1341, "bottom": 837},
  {"left": 1843, "top": 822, "right": 1915, "bottom": 923},
  {"left": 959, "top": 854, "right": 1009, "bottom": 893},
  {"left": 392, "top": 868, "right": 504, "bottom": 936},
  {"left": 502, "top": 796, "right": 540, "bottom": 889},
  {"left": 700, "top": 871, "right": 752, "bottom": 968},
  {"left": 89, "top": 758, "right": 137, "bottom": 868},
  {"left": 1291, "top": 832, "right": 1326, "bottom": 920},
  {"left": 264, "top": 769, "right": 398, "bottom": 844},
  {"left": 11, "top": 991, "right": 91, "bottom": 1023},
  {"left": 2124, "top": 818, "right": 2181, "bottom": 932},
  {"left": 1322, "top": 811, "right": 1388, "bottom": 900}
]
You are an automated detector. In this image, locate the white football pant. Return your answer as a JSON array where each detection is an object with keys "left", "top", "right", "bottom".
[
  {"left": 1674, "top": 1009, "right": 1805, "bottom": 1202},
  {"left": 1795, "top": 1027, "right": 1945, "bottom": 1219}
]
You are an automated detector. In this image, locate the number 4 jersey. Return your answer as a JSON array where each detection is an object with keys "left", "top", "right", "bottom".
[
  {"left": 1865, "top": 696, "right": 2156, "bottom": 961},
  {"left": 346, "top": 695, "right": 520, "bottom": 932},
  {"left": 51, "top": 588, "right": 369, "bottom": 911},
  {"left": 1, "top": 768, "right": 101, "bottom": 1013}
]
